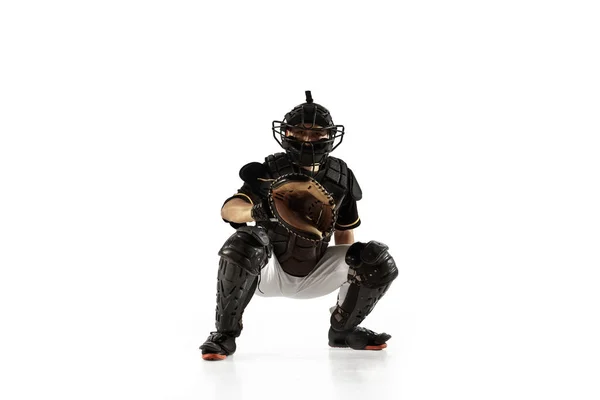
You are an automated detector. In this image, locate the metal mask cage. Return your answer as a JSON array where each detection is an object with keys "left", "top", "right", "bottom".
[{"left": 272, "top": 121, "right": 345, "bottom": 153}]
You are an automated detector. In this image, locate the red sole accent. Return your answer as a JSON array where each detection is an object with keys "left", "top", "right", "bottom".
[
  {"left": 202, "top": 353, "right": 227, "bottom": 361},
  {"left": 364, "top": 343, "right": 387, "bottom": 350}
]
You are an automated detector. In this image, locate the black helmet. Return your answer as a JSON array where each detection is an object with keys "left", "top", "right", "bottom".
[{"left": 272, "top": 91, "right": 344, "bottom": 167}]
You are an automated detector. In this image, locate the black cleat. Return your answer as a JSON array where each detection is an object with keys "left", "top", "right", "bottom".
[
  {"left": 328, "top": 326, "right": 391, "bottom": 350},
  {"left": 200, "top": 332, "right": 237, "bottom": 361}
]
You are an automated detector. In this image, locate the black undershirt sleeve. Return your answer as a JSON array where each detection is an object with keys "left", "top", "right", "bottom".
[{"left": 335, "top": 195, "right": 361, "bottom": 231}]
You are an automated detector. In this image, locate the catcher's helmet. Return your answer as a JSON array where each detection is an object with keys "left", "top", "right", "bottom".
[{"left": 272, "top": 91, "right": 344, "bottom": 167}]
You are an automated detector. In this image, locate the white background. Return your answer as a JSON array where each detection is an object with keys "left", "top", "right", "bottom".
[{"left": 1, "top": 1, "right": 599, "bottom": 399}]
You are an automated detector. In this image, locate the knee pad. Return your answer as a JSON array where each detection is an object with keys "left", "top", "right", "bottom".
[
  {"left": 345, "top": 240, "right": 398, "bottom": 288},
  {"left": 218, "top": 226, "right": 271, "bottom": 276}
]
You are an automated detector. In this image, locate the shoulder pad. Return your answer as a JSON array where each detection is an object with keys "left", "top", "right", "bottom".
[
  {"left": 265, "top": 152, "right": 295, "bottom": 178},
  {"left": 264, "top": 152, "right": 288, "bottom": 167},
  {"left": 239, "top": 162, "right": 269, "bottom": 184},
  {"left": 265, "top": 152, "right": 286, "bottom": 161},
  {"left": 348, "top": 168, "right": 362, "bottom": 201}
]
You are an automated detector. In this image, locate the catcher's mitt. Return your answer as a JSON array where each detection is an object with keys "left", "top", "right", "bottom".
[{"left": 268, "top": 173, "right": 337, "bottom": 242}]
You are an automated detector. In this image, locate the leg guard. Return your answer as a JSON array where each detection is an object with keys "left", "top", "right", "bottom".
[
  {"left": 214, "top": 226, "right": 270, "bottom": 336},
  {"left": 330, "top": 240, "right": 398, "bottom": 332}
]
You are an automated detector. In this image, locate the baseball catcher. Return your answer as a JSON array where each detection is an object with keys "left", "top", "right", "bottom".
[{"left": 200, "top": 91, "right": 398, "bottom": 360}]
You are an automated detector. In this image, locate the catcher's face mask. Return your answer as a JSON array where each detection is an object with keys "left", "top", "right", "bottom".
[{"left": 272, "top": 91, "right": 344, "bottom": 167}]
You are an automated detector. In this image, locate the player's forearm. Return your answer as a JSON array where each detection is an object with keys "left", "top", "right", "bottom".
[
  {"left": 334, "top": 229, "right": 354, "bottom": 245},
  {"left": 221, "top": 199, "right": 254, "bottom": 223}
]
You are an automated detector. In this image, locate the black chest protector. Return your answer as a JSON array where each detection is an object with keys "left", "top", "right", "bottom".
[{"left": 260, "top": 153, "right": 351, "bottom": 277}]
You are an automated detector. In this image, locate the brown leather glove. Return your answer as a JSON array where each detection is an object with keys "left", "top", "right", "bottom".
[{"left": 268, "top": 173, "right": 336, "bottom": 242}]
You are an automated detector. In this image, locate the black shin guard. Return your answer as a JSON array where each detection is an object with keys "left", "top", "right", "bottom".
[
  {"left": 331, "top": 241, "right": 398, "bottom": 332},
  {"left": 213, "top": 226, "right": 270, "bottom": 336},
  {"left": 214, "top": 258, "right": 259, "bottom": 336},
  {"left": 330, "top": 281, "right": 394, "bottom": 332}
]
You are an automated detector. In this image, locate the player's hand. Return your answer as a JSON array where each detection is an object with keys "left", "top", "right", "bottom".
[{"left": 250, "top": 198, "right": 273, "bottom": 222}]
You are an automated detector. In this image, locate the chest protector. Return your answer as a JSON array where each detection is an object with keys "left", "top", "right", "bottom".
[{"left": 259, "top": 153, "right": 350, "bottom": 277}]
